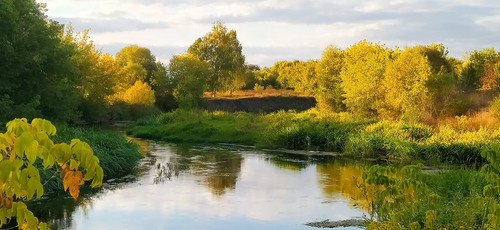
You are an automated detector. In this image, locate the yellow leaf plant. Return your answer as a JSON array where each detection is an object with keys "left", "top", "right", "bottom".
[{"left": 0, "top": 118, "right": 103, "bottom": 229}]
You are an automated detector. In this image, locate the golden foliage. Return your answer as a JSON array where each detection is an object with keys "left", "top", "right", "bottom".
[
  {"left": 340, "top": 40, "right": 390, "bottom": 117},
  {"left": 382, "top": 47, "right": 431, "bottom": 121},
  {"left": 0, "top": 118, "right": 103, "bottom": 229},
  {"left": 61, "top": 167, "right": 84, "bottom": 201},
  {"left": 117, "top": 81, "right": 156, "bottom": 106}
]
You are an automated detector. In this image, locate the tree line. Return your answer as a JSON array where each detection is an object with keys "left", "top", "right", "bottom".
[
  {"left": 0, "top": 0, "right": 174, "bottom": 124},
  {"left": 252, "top": 43, "right": 500, "bottom": 123},
  {"left": 2, "top": 0, "right": 500, "bottom": 125}
]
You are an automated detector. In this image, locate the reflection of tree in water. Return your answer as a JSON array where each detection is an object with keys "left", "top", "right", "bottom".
[
  {"left": 169, "top": 145, "right": 243, "bottom": 196},
  {"left": 154, "top": 160, "right": 180, "bottom": 184},
  {"left": 316, "top": 160, "right": 376, "bottom": 211}
]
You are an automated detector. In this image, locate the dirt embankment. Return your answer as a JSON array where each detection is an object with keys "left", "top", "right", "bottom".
[{"left": 201, "top": 96, "right": 316, "bottom": 113}]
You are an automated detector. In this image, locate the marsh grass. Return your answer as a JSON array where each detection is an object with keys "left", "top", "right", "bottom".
[
  {"left": 130, "top": 110, "right": 262, "bottom": 145},
  {"left": 130, "top": 109, "right": 500, "bottom": 164},
  {"left": 40, "top": 124, "right": 142, "bottom": 196}
]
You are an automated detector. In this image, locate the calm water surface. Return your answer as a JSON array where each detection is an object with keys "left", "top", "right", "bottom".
[{"left": 35, "top": 139, "right": 370, "bottom": 229}]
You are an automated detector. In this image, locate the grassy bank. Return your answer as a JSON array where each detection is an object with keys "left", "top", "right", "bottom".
[
  {"left": 129, "top": 109, "right": 500, "bottom": 164},
  {"left": 40, "top": 124, "right": 143, "bottom": 196}
]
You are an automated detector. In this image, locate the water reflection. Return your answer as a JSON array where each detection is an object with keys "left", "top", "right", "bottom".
[
  {"left": 316, "top": 162, "right": 367, "bottom": 210},
  {"left": 160, "top": 145, "right": 243, "bottom": 196},
  {"left": 266, "top": 152, "right": 310, "bottom": 171},
  {"left": 34, "top": 141, "right": 368, "bottom": 230}
]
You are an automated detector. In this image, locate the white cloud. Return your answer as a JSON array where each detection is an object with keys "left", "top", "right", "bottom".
[
  {"left": 476, "top": 14, "right": 500, "bottom": 31},
  {"left": 40, "top": 0, "right": 500, "bottom": 67}
]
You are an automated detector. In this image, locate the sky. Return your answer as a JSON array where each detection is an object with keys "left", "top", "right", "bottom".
[{"left": 38, "top": 0, "right": 500, "bottom": 67}]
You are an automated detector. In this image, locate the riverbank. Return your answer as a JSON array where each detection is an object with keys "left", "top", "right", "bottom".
[
  {"left": 128, "top": 109, "right": 497, "bottom": 165},
  {"left": 40, "top": 124, "right": 143, "bottom": 196}
]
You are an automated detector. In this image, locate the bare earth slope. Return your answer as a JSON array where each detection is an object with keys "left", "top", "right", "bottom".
[{"left": 202, "top": 96, "right": 316, "bottom": 113}]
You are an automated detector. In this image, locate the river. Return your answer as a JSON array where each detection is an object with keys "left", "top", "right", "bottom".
[{"left": 31, "top": 138, "right": 373, "bottom": 229}]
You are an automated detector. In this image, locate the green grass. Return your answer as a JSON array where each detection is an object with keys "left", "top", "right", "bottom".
[
  {"left": 39, "top": 124, "right": 143, "bottom": 196},
  {"left": 128, "top": 109, "right": 500, "bottom": 165},
  {"left": 129, "top": 110, "right": 262, "bottom": 145}
]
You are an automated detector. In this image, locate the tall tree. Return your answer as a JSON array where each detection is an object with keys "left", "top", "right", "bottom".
[
  {"left": 382, "top": 47, "right": 431, "bottom": 121},
  {"left": 116, "top": 45, "right": 158, "bottom": 85},
  {"left": 0, "top": 0, "right": 81, "bottom": 123},
  {"left": 64, "top": 28, "right": 115, "bottom": 123},
  {"left": 187, "top": 22, "right": 245, "bottom": 97},
  {"left": 115, "top": 45, "right": 170, "bottom": 109},
  {"left": 317, "top": 46, "right": 345, "bottom": 112},
  {"left": 340, "top": 41, "right": 390, "bottom": 118},
  {"left": 168, "top": 53, "right": 210, "bottom": 108}
]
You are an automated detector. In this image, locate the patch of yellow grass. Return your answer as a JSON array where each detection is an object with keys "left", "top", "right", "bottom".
[{"left": 437, "top": 110, "right": 499, "bottom": 131}]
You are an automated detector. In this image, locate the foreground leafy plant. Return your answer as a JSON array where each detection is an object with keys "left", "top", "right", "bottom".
[
  {"left": 479, "top": 144, "right": 500, "bottom": 229},
  {"left": 358, "top": 164, "right": 440, "bottom": 229},
  {"left": 0, "top": 118, "right": 103, "bottom": 229}
]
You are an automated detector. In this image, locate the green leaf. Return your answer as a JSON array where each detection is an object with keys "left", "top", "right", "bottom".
[
  {"left": 69, "top": 159, "right": 79, "bottom": 170},
  {"left": 27, "top": 178, "right": 37, "bottom": 200},
  {"left": 50, "top": 143, "right": 72, "bottom": 164},
  {"left": 25, "top": 140, "right": 39, "bottom": 164},
  {"left": 91, "top": 166, "right": 104, "bottom": 188},
  {"left": 14, "top": 132, "right": 35, "bottom": 158},
  {"left": 42, "top": 153, "right": 55, "bottom": 169}
]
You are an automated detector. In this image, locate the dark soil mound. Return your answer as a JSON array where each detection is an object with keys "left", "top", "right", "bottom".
[{"left": 202, "top": 96, "right": 316, "bottom": 113}]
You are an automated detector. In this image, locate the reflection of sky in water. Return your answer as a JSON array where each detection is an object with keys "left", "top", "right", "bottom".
[{"left": 55, "top": 142, "right": 364, "bottom": 230}]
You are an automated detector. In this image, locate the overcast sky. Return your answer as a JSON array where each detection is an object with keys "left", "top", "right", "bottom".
[{"left": 39, "top": 0, "right": 500, "bottom": 67}]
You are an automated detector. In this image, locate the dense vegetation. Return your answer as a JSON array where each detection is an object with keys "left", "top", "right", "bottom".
[{"left": 130, "top": 110, "right": 492, "bottom": 164}]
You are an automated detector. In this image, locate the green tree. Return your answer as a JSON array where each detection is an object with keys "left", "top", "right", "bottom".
[
  {"left": 463, "top": 48, "right": 500, "bottom": 91},
  {"left": 115, "top": 45, "right": 170, "bottom": 108},
  {"left": 316, "top": 46, "right": 345, "bottom": 112},
  {"left": 0, "top": 0, "right": 81, "bottom": 123},
  {"left": 63, "top": 27, "right": 115, "bottom": 123},
  {"left": 188, "top": 22, "right": 246, "bottom": 97},
  {"left": 340, "top": 41, "right": 390, "bottom": 118},
  {"left": 381, "top": 47, "right": 431, "bottom": 121},
  {"left": 116, "top": 45, "right": 159, "bottom": 85},
  {"left": 169, "top": 54, "right": 210, "bottom": 108},
  {"left": 274, "top": 60, "right": 318, "bottom": 94},
  {"left": 256, "top": 67, "right": 280, "bottom": 89}
]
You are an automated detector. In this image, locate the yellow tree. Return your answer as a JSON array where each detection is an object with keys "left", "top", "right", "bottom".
[
  {"left": 0, "top": 118, "right": 103, "bottom": 229},
  {"left": 340, "top": 41, "right": 390, "bottom": 118},
  {"left": 317, "top": 46, "right": 345, "bottom": 112},
  {"left": 121, "top": 81, "right": 156, "bottom": 106},
  {"left": 382, "top": 47, "right": 431, "bottom": 121}
]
